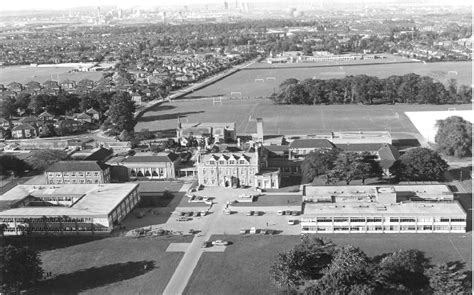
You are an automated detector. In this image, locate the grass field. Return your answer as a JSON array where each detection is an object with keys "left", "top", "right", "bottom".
[
  {"left": 33, "top": 235, "right": 192, "bottom": 294},
  {"left": 136, "top": 98, "right": 472, "bottom": 137},
  {"left": 184, "top": 233, "right": 472, "bottom": 295},
  {"left": 0, "top": 65, "right": 103, "bottom": 84},
  {"left": 183, "top": 61, "right": 472, "bottom": 99}
]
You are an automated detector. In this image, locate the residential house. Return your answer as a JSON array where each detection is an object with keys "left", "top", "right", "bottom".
[
  {"left": 43, "top": 80, "right": 60, "bottom": 92},
  {"left": 45, "top": 161, "right": 111, "bottom": 184},
  {"left": 74, "top": 112, "right": 93, "bottom": 124},
  {"left": 38, "top": 111, "right": 55, "bottom": 121},
  {"left": 6, "top": 82, "right": 22, "bottom": 93},
  {"left": 60, "top": 79, "right": 76, "bottom": 90},
  {"left": 24, "top": 81, "right": 42, "bottom": 94},
  {"left": 86, "top": 108, "right": 101, "bottom": 121},
  {"left": 377, "top": 143, "right": 400, "bottom": 177},
  {"left": 55, "top": 119, "right": 82, "bottom": 134},
  {"left": 11, "top": 123, "right": 37, "bottom": 139}
]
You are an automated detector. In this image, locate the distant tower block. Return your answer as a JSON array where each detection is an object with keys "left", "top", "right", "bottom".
[{"left": 256, "top": 118, "right": 264, "bottom": 142}]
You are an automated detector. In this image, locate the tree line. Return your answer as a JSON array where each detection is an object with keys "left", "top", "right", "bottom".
[
  {"left": 271, "top": 236, "right": 471, "bottom": 294},
  {"left": 301, "top": 147, "right": 448, "bottom": 184},
  {"left": 271, "top": 74, "right": 471, "bottom": 105}
]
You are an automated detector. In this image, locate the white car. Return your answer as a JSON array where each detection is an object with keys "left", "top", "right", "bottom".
[
  {"left": 288, "top": 219, "right": 297, "bottom": 225},
  {"left": 212, "top": 240, "right": 230, "bottom": 246}
]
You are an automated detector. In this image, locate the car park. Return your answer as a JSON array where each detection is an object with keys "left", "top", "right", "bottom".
[{"left": 212, "top": 240, "right": 229, "bottom": 246}]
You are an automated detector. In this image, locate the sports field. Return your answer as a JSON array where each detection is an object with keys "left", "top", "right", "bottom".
[
  {"left": 135, "top": 98, "right": 472, "bottom": 138},
  {"left": 184, "top": 233, "right": 472, "bottom": 295},
  {"left": 0, "top": 65, "right": 104, "bottom": 84},
  {"left": 183, "top": 61, "right": 472, "bottom": 99}
]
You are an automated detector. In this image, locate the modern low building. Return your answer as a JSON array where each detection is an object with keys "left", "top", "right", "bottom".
[
  {"left": 0, "top": 183, "right": 140, "bottom": 235},
  {"left": 301, "top": 185, "right": 466, "bottom": 234},
  {"left": 197, "top": 151, "right": 280, "bottom": 189},
  {"left": 45, "top": 161, "right": 111, "bottom": 184}
]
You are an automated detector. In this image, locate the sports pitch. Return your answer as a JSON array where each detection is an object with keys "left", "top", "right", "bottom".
[
  {"left": 183, "top": 61, "right": 472, "bottom": 99},
  {"left": 136, "top": 98, "right": 472, "bottom": 137}
]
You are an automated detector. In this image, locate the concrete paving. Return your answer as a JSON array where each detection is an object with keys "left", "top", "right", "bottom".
[{"left": 161, "top": 186, "right": 302, "bottom": 295}]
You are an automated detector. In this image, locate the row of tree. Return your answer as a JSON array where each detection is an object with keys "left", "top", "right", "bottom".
[
  {"left": 271, "top": 236, "right": 471, "bottom": 294},
  {"left": 301, "top": 147, "right": 449, "bottom": 184},
  {"left": 272, "top": 74, "right": 471, "bottom": 105}
]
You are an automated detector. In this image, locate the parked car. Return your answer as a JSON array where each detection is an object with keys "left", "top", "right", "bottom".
[
  {"left": 285, "top": 210, "right": 292, "bottom": 216},
  {"left": 201, "top": 241, "right": 210, "bottom": 248},
  {"left": 277, "top": 210, "right": 284, "bottom": 216},
  {"left": 255, "top": 211, "right": 263, "bottom": 216},
  {"left": 240, "top": 228, "right": 247, "bottom": 234},
  {"left": 195, "top": 211, "right": 201, "bottom": 217},
  {"left": 246, "top": 211, "right": 254, "bottom": 216},
  {"left": 200, "top": 210, "right": 207, "bottom": 216},
  {"left": 198, "top": 184, "right": 204, "bottom": 190},
  {"left": 288, "top": 219, "right": 297, "bottom": 225},
  {"left": 225, "top": 209, "right": 232, "bottom": 215},
  {"left": 212, "top": 240, "right": 229, "bottom": 246},
  {"left": 291, "top": 211, "right": 300, "bottom": 216},
  {"left": 176, "top": 216, "right": 189, "bottom": 221}
]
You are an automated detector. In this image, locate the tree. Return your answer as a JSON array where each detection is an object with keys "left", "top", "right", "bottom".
[
  {"left": 330, "top": 152, "right": 373, "bottom": 184},
  {"left": 393, "top": 148, "right": 448, "bottom": 181},
  {"left": 306, "top": 245, "right": 373, "bottom": 295},
  {"left": 300, "top": 149, "right": 339, "bottom": 183},
  {"left": 270, "top": 236, "right": 335, "bottom": 290},
  {"left": 0, "top": 155, "right": 31, "bottom": 177},
  {"left": 2, "top": 245, "right": 43, "bottom": 291},
  {"left": 26, "top": 149, "right": 68, "bottom": 171},
  {"left": 0, "top": 97, "right": 17, "bottom": 119},
  {"left": 374, "top": 249, "right": 430, "bottom": 293},
  {"left": 435, "top": 116, "right": 472, "bottom": 158},
  {"left": 39, "top": 122, "right": 56, "bottom": 138},
  {"left": 425, "top": 262, "right": 470, "bottom": 295},
  {"left": 108, "top": 92, "right": 136, "bottom": 133}
]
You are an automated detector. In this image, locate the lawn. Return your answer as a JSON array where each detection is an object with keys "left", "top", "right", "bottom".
[
  {"left": 184, "top": 233, "right": 472, "bottom": 295},
  {"left": 30, "top": 235, "right": 192, "bottom": 294},
  {"left": 182, "top": 61, "right": 472, "bottom": 99},
  {"left": 136, "top": 98, "right": 471, "bottom": 137}
]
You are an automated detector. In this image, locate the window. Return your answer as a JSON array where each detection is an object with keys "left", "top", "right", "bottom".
[
  {"left": 451, "top": 218, "right": 466, "bottom": 222},
  {"left": 86, "top": 172, "right": 92, "bottom": 176},
  {"left": 317, "top": 217, "right": 332, "bottom": 223},
  {"left": 389, "top": 217, "right": 399, "bottom": 223},
  {"left": 71, "top": 172, "right": 76, "bottom": 176},
  {"left": 334, "top": 226, "right": 349, "bottom": 231},
  {"left": 440, "top": 218, "right": 450, "bottom": 222},
  {"left": 219, "top": 160, "right": 225, "bottom": 165},
  {"left": 333, "top": 217, "right": 348, "bottom": 223},
  {"left": 366, "top": 217, "right": 382, "bottom": 222},
  {"left": 229, "top": 160, "right": 235, "bottom": 164},
  {"left": 94, "top": 172, "right": 99, "bottom": 176},
  {"left": 350, "top": 217, "right": 365, "bottom": 223},
  {"left": 400, "top": 218, "right": 416, "bottom": 223},
  {"left": 209, "top": 160, "right": 215, "bottom": 165},
  {"left": 239, "top": 160, "right": 245, "bottom": 164}
]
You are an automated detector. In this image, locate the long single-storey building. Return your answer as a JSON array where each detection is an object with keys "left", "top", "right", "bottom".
[{"left": 0, "top": 183, "right": 139, "bottom": 235}]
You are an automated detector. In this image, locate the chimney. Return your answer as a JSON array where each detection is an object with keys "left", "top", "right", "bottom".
[{"left": 256, "top": 118, "right": 263, "bottom": 143}]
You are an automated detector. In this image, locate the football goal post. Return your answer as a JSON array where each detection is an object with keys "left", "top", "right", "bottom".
[
  {"left": 266, "top": 77, "right": 276, "bottom": 81},
  {"left": 230, "top": 92, "right": 242, "bottom": 99},
  {"left": 254, "top": 78, "right": 265, "bottom": 83}
]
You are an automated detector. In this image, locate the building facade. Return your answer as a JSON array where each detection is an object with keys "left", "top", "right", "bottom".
[
  {"left": 197, "top": 151, "right": 280, "bottom": 189},
  {"left": 122, "top": 152, "right": 181, "bottom": 180},
  {"left": 301, "top": 185, "right": 466, "bottom": 234},
  {"left": 45, "top": 161, "right": 111, "bottom": 184}
]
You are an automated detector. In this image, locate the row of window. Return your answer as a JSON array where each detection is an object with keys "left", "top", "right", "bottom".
[
  {"left": 48, "top": 172, "right": 102, "bottom": 177},
  {"left": 305, "top": 217, "right": 466, "bottom": 223},
  {"left": 302, "top": 225, "right": 465, "bottom": 232},
  {"left": 49, "top": 179, "right": 100, "bottom": 184},
  {"left": 207, "top": 159, "right": 249, "bottom": 165},
  {"left": 202, "top": 168, "right": 256, "bottom": 175},
  {"left": 130, "top": 169, "right": 167, "bottom": 177}
]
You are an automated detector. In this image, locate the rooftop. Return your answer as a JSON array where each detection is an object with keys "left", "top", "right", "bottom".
[
  {"left": 45, "top": 161, "right": 109, "bottom": 172},
  {"left": 0, "top": 183, "right": 139, "bottom": 217},
  {"left": 122, "top": 152, "right": 179, "bottom": 163},
  {"left": 180, "top": 122, "right": 236, "bottom": 130},
  {"left": 289, "top": 139, "right": 334, "bottom": 149},
  {"left": 303, "top": 201, "right": 466, "bottom": 217}
]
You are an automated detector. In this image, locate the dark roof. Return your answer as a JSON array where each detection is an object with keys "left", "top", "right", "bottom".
[
  {"left": 378, "top": 144, "right": 400, "bottom": 169},
  {"left": 289, "top": 139, "right": 334, "bottom": 149},
  {"left": 264, "top": 145, "right": 289, "bottom": 153},
  {"left": 84, "top": 147, "right": 114, "bottom": 162},
  {"left": 123, "top": 153, "right": 180, "bottom": 163},
  {"left": 45, "top": 161, "right": 109, "bottom": 172},
  {"left": 335, "top": 143, "right": 383, "bottom": 152},
  {"left": 12, "top": 123, "right": 35, "bottom": 131}
]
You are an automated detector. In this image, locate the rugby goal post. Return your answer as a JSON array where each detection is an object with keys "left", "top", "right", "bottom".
[
  {"left": 230, "top": 92, "right": 242, "bottom": 99},
  {"left": 266, "top": 77, "right": 276, "bottom": 81},
  {"left": 254, "top": 78, "right": 265, "bottom": 83},
  {"left": 212, "top": 97, "right": 223, "bottom": 106}
]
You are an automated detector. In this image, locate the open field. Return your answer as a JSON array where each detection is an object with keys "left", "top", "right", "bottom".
[
  {"left": 182, "top": 61, "right": 472, "bottom": 99},
  {"left": 0, "top": 65, "right": 103, "bottom": 84},
  {"left": 136, "top": 98, "right": 472, "bottom": 137},
  {"left": 30, "top": 235, "right": 192, "bottom": 294},
  {"left": 184, "top": 233, "right": 472, "bottom": 295}
]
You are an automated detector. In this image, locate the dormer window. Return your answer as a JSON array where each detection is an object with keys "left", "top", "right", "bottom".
[
  {"left": 219, "top": 160, "right": 225, "bottom": 165},
  {"left": 239, "top": 160, "right": 246, "bottom": 164},
  {"left": 209, "top": 160, "right": 215, "bottom": 165},
  {"left": 228, "top": 160, "right": 235, "bottom": 165}
]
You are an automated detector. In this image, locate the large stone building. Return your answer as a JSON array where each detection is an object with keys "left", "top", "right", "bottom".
[
  {"left": 45, "top": 161, "right": 111, "bottom": 184},
  {"left": 301, "top": 185, "right": 466, "bottom": 234},
  {"left": 121, "top": 152, "right": 181, "bottom": 180},
  {"left": 177, "top": 122, "right": 236, "bottom": 144},
  {"left": 0, "top": 183, "right": 139, "bottom": 235},
  {"left": 197, "top": 150, "right": 280, "bottom": 189}
]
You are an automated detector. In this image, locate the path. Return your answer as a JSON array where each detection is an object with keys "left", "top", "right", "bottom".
[{"left": 162, "top": 197, "right": 226, "bottom": 295}]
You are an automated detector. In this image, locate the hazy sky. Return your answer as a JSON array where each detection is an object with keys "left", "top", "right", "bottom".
[{"left": 0, "top": 0, "right": 471, "bottom": 11}]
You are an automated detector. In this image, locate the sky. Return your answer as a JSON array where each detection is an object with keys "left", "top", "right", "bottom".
[{"left": 0, "top": 0, "right": 472, "bottom": 12}]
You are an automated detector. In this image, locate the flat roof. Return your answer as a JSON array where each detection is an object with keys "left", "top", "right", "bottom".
[
  {"left": 303, "top": 201, "right": 466, "bottom": 217},
  {"left": 304, "top": 185, "right": 453, "bottom": 199},
  {"left": 0, "top": 183, "right": 138, "bottom": 217}
]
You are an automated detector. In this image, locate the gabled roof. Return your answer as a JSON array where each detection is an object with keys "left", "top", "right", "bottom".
[
  {"left": 84, "top": 147, "right": 114, "bottom": 162},
  {"left": 378, "top": 144, "right": 400, "bottom": 169},
  {"left": 335, "top": 143, "right": 383, "bottom": 153},
  {"left": 12, "top": 123, "right": 35, "bottom": 131},
  {"left": 45, "top": 161, "right": 109, "bottom": 172},
  {"left": 75, "top": 112, "right": 92, "bottom": 119},
  {"left": 263, "top": 145, "right": 289, "bottom": 153},
  {"left": 38, "top": 111, "right": 54, "bottom": 118},
  {"left": 289, "top": 139, "right": 334, "bottom": 149}
]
